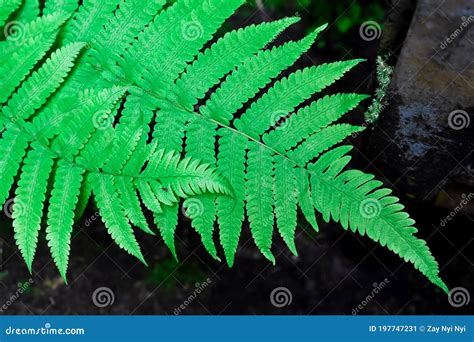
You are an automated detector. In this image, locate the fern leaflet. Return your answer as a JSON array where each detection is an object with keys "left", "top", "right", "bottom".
[{"left": 0, "top": 0, "right": 449, "bottom": 293}]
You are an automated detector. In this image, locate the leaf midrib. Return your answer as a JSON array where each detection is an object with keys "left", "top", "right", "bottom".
[
  {"left": 4, "top": 51, "right": 438, "bottom": 281},
  {"left": 0, "top": 113, "right": 219, "bottom": 182},
  {"left": 99, "top": 68, "right": 439, "bottom": 279}
]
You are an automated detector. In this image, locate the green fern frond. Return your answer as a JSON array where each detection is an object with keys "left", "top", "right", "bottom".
[
  {"left": 296, "top": 167, "right": 318, "bottom": 231},
  {"left": 154, "top": 204, "right": 179, "bottom": 260},
  {"left": 264, "top": 93, "right": 369, "bottom": 152},
  {"left": 124, "top": 0, "right": 245, "bottom": 95},
  {"left": 200, "top": 28, "right": 324, "bottom": 125},
  {"left": 288, "top": 124, "right": 365, "bottom": 165},
  {"left": 246, "top": 143, "right": 275, "bottom": 263},
  {"left": 0, "top": 0, "right": 22, "bottom": 28},
  {"left": 0, "top": 126, "right": 30, "bottom": 206},
  {"left": 1, "top": 42, "right": 84, "bottom": 124},
  {"left": 13, "top": 0, "right": 39, "bottom": 23},
  {"left": 216, "top": 129, "right": 246, "bottom": 267},
  {"left": 60, "top": 0, "right": 120, "bottom": 44},
  {"left": 0, "top": 8, "right": 231, "bottom": 277},
  {"left": 115, "top": 176, "right": 155, "bottom": 235},
  {"left": 13, "top": 142, "right": 54, "bottom": 272},
  {"left": 46, "top": 161, "right": 84, "bottom": 281},
  {"left": 44, "top": 0, "right": 79, "bottom": 16},
  {"left": 274, "top": 156, "right": 298, "bottom": 256},
  {"left": 234, "top": 58, "right": 360, "bottom": 139},
  {"left": 92, "top": 173, "right": 147, "bottom": 265},
  {"left": 50, "top": 86, "right": 127, "bottom": 160},
  {"left": 309, "top": 147, "right": 449, "bottom": 293},
  {"left": 0, "top": 11, "right": 71, "bottom": 68},
  {"left": 170, "top": 17, "right": 301, "bottom": 109},
  {"left": 0, "top": 34, "right": 57, "bottom": 104},
  {"left": 185, "top": 120, "right": 220, "bottom": 259},
  {"left": 0, "top": 0, "right": 449, "bottom": 293},
  {"left": 91, "top": 0, "right": 166, "bottom": 69}
]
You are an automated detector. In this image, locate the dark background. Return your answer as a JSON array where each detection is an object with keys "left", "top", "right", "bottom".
[{"left": 1, "top": 0, "right": 472, "bottom": 315}]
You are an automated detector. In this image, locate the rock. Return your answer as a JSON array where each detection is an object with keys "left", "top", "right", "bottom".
[{"left": 367, "top": 0, "right": 474, "bottom": 202}]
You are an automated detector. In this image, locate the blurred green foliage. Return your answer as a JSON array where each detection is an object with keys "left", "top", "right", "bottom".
[
  {"left": 145, "top": 258, "right": 207, "bottom": 291},
  {"left": 166, "top": 0, "right": 385, "bottom": 50},
  {"left": 255, "top": 0, "right": 384, "bottom": 31},
  {"left": 250, "top": 0, "right": 385, "bottom": 48}
]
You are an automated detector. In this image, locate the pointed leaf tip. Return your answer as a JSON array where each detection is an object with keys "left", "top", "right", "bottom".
[{"left": 263, "top": 250, "right": 276, "bottom": 265}]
